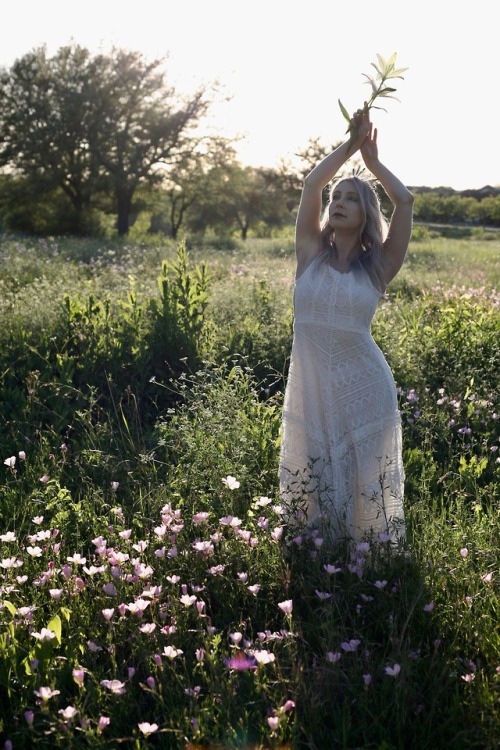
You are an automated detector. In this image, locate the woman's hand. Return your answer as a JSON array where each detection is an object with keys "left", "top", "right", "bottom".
[
  {"left": 346, "top": 108, "right": 370, "bottom": 156},
  {"left": 360, "top": 123, "right": 380, "bottom": 170}
]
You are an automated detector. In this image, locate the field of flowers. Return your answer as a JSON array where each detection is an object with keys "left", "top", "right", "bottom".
[{"left": 0, "top": 231, "right": 498, "bottom": 748}]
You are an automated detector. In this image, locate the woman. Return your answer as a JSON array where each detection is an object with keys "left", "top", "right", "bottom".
[{"left": 279, "top": 108, "right": 414, "bottom": 545}]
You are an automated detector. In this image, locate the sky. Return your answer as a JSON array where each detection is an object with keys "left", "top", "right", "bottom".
[{"left": 0, "top": 0, "right": 498, "bottom": 190}]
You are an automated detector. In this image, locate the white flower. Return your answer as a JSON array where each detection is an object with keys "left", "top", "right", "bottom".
[
  {"left": 100, "top": 679, "right": 126, "bottom": 695},
  {"left": 222, "top": 475, "right": 240, "bottom": 490},
  {"left": 32, "top": 628, "right": 57, "bottom": 642}
]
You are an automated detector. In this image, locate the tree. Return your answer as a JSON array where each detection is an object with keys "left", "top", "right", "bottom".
[
  {"left": 218, "top": 165, "right": 290, "bottom": 240},
  {"left": 152, "top": 136, "right": 238, "bottom": 239},
  {"left": 86, "top": 48, "right": 214, "bottom": 235},
  {"left": 0, "top": 46, "right": 101, "bottom": 233},
  {"left": 0, "top": 45, "right": 217, "bottom": 235}
]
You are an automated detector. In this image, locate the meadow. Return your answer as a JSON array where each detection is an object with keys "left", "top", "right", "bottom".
[{"left": 0, "top": 226, "right": 498, "bottom": 749}]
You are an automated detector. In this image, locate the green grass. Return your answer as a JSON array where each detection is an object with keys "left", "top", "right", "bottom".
[{"left": 0, "top": 228, "right": 498, "bottom": 748}]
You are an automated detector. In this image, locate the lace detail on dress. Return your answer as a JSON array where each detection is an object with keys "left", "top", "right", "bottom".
[{"left": 279, "top": 253, "right": 405, "bottom": 544}]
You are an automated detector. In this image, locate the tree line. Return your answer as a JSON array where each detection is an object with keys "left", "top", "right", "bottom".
[{"left": 0, "top": 45, "right": 499, "bottom": 239}]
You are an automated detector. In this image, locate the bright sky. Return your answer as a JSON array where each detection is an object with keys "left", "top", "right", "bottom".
[{"left": 1, "top": 0, "right": 498, "bottom": 190}]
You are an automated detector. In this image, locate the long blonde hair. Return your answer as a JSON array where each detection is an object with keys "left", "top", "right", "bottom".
[{"left": 320, "top": 176, "right": 388, "bottom": 292}]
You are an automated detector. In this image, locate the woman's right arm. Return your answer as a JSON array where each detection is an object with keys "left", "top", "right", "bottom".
[{"left": 295, "top": 110, "right": 370, "bottom": 275}]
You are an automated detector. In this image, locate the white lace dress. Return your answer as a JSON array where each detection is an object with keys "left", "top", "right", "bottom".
[{"left": 279, "top": 252, "right": 405, "bottom": 544}]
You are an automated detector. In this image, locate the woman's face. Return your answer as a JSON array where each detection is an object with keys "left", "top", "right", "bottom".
[{"left": 328, "top": 180, "right": 363, "bottom": 231}]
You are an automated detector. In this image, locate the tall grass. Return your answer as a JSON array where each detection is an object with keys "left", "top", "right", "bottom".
[{"left": 0, "top": 230, "right": 498, "bottom": 748}]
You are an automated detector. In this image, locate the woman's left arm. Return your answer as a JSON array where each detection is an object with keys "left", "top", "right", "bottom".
[{"left": 361, "top": 125, "right": 414, "bottom": 284}]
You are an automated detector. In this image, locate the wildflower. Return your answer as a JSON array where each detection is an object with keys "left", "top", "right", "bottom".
[
  {"left": 102, "top": 608, "right": 115, "bottom": 621},
  {"left": 278, "top": 599, "right": 293, "bottom": 615},
  {"left": 326, "top": 652, "right": 342, "bottom": 663},
  {"left": 341, "top": 639, "right": 361, "bottom": 652},
  {"left": 225, "top": 653, "right": 258, "bottom": 670},
  {"left": 315, "top": 590, "right": 332, "bottom": 600},
  {"left": 4, "top": 456, "right": 16, "bottom": 468},
  {"left": 374, "top": 580, "right": 387, "bottom": 589},
  {"left": 461, "top": 673, "right": 475, "bottom": 683},
  {"left": 180, "top": 594, "right": 197, "bottom": 607},
  {"left": 49, "top": 588, "right": 64, "bottom": 599},
  {"left": 222, "top": 475, "right": 240, "bottom": 490},
  {"left": 34, "top": 686, "right": 60, "bottom": 702},
  {"left": 1, "top": 557, "right": 23, "bottom": 570},
  {"left": 271, "top": 527, "right": 283, "bottom": 542},
  {"left": 252, "top": 649, "right": 276, "bottom": 664},
  {"left": 163, "top": 645, "right": 183, "bottom": 659},
  {"left": 385, "top": 663, "right": 401, "bottom": 677},
  {"left": 363, "top": 674, "right": 372, "bottom": 686},
  {"left": 72, "top": 668, "right": 85, "bottom": 686},
  {"left": 111, "top": 481, "right": 119, "bottom": 490},
  {"left": 192, "top": 512, "right": 210, "bottom": 524},
  {"left": 97, "top": 716, "right": 110, "bottom": 733},
  {"left": 39, "top": 475, "right": 49, "bottom": 483},
  {"left": 230, "top": 632, "right": 243, "bottom": 645},
  {"left": 19, "top": 451, "right": 26, "bottom": 460},
  {"left": 255, "top": 496, "right": 272, "bottom": 507},
  {"left": 100, "top": 679, "right": 126, "bottom": 695},
  {"left": 31, "top": 628, "right": 57, "bottom": 642},
  {"left": 247, "top": 584, "right": 261, "bottom": 595},
  {"left": 58, "top": 706, "right": 78, "bottom": 721},
  {"left": 481, "top": 572, "right": 494, "bottom": 584},
  {"left": 324, "top": 563, "right": 342, "bottom": 574},
  {"left": 423, "top": 602, "right": 435, "bottom": 612},
  {"left": 67, "top": 553, "right": 86, "bottom": 565},
  {"left": 219, "top": 515, "right": 242, "bottom": 527},
  {"left": 138, "top": 722, "right": 158, "bottom": 736},
  {"left": 460, "top": 548, "right": 469, "bottom": 558},
  {"left": 0, "top": 532, "right": 16, "bottom": 542},
  {"left": 119, "top": 529, "right": 132, "bottom": 540},
  {"left": 282, "top": 700, "right": 295, "bottom": 712},
  {"left": 192, "top": 540, "right": 214, "bottom": 555},
  {"left": 24, "top": 710, "right": 34, "bottom": 726},
  {"left": 102, "top": 582, "right": 117, "bottom": 596},
  {"left": 127, "top": 598, "right": 150, "bottom": 615},
  {"left": 26, "top": 546, "right": 43, "bottom": 558},
  {"left": 32, "top": 516, "right": 44, "bottom": 525},
  {"left": 267, "top": 716, "right": 279, "bottom": 730},
  {"left": 139, "top": 623, "right": 156, "bottom": 634}
]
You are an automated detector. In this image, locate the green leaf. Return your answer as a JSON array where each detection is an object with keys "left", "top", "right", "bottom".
[
  {"left": 338, "top": 98, "right": 351, "bottom": 124},
  {"left": 60, "top": 607, "right": 72, "bottom": 622},
  {"left": 46, "top": 614, "right": 62, "bottom": 646},
  {"left": 2, "top": 601, "right": 17, "bottom": 616}
]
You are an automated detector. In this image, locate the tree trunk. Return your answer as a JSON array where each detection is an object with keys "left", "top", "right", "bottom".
[{"left": 116, "top": 191, "right": 132, "bottom": 236}]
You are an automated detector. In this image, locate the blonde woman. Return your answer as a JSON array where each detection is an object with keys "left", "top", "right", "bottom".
[{"left": 279, "top": 109, "right": 414, "bottom": 544}]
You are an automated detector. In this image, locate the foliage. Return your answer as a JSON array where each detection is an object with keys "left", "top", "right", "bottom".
[
  {"left": 0, "top": 233, "right": 498, "bottom": 748},
  {"left": 0, "top": 45, "right": 217, "bottom": 236}
]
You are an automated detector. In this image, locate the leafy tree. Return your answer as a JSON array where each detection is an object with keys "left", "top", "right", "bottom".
[
  {"left": 220, "top": 165, "right": 290, "bottom": 240},
  {"left": 85, "top": 48, "right": 214, "bottom": 235},
  {"left": 150, "top": 137, "right": 238, "bottom": 239},
  {"left": 0, "top": 46, "right": 101, "bottom": 233},
  {"left": 0, "top": 45, "right": 217, "bottom": 235}
]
